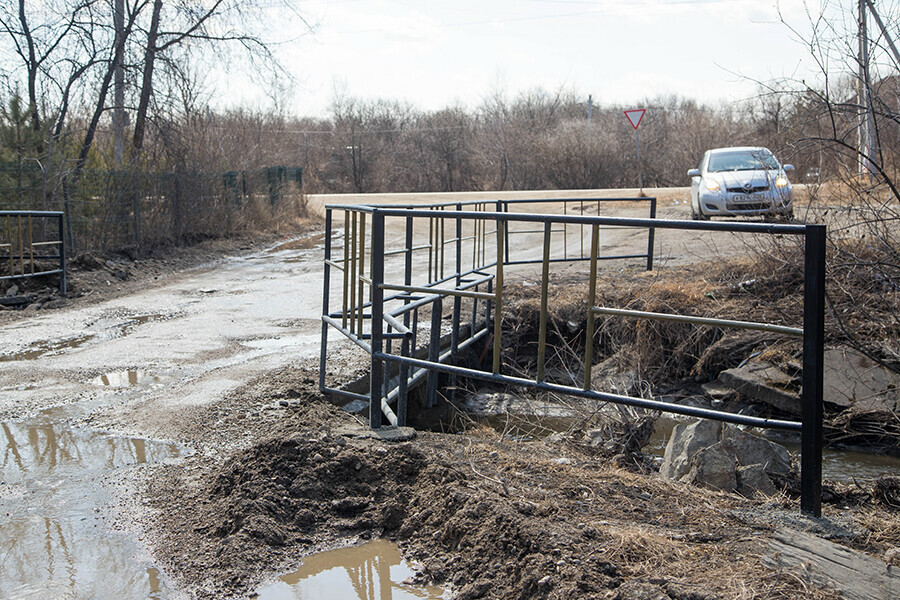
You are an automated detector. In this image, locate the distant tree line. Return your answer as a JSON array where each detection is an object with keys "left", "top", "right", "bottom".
[{"left": 1, "top": 1, "right": 898, "bottom": 255}]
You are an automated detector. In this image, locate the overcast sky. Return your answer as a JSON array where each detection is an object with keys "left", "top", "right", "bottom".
[{"left": 243, "top": 0, "right": 845, "bottom": 117}]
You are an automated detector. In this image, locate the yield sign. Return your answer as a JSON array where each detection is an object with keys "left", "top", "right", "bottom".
[{"left": 624, "top": 109, "right": 645, "bottom": 129}]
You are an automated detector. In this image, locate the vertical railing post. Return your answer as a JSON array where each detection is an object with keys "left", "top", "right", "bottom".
[
  {"left": 58, "top": 213, "right": 67, "bottom": 296},
  {"left": 537, "top": 222, "right": 551, "bottom": 382},
  {"left": 647, "top": 197, "right": 657, "bottom": 271},
  {"left": 348, "top": 212, "right": 357, "bottom": 334},
  {"left": 426, "top": 296, "right": 443, "bottom": 408},
  {"left": 492, "top": 219, "right": 505, "bottom": 374},
  {"left": 583, "top": 224, "right": 600, "bottom": 390},
  {"left": 451, "top": 206, "right": 463, "bottom": 400},
  {"left": 801, "top": 224, "right": 826, "bottom": 516},
  {"left": 342, "top": 211, "right": 350, "bottom": 329},
  {"left": 398, "top": 213, "right": 413, "bottom": 426},
  {"left": 319, "top": 208, "right": 333, "bottom": 394},
  {"left": 369, "top": 209, "right": 386, "bottom": 429}
]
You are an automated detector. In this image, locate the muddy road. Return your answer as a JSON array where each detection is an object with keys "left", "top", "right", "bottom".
[{"left": 1, "top": 188, "right": 847, "bottom": 599}]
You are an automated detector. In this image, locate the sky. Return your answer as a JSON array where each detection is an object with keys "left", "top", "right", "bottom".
[{"left": 241, "top": 0, "right": 845, "bottom": 117}]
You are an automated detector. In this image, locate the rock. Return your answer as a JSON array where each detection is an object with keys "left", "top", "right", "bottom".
[
  {"left": 884, "top": 547, "right": 900, "bottom": 567},
  {"left": 823, "top": 347, "right": 900, "bottom": 413},
  {"left": 683, "top": 441, "right": 737, "bottom": 491},
  {"left": 464, "top": 391, "right": 575, "bottom": 418},
  {"left": 721, "top": 425, "right": 791, "bottom": 474},
  {"left": 737, "top": 463, "right": 777, "bottom": 497},
  {"left": 6, "top": 284, "right": 19, "bottom": 297},
  {"left": 591, "top": 355, "right": 641, "bottom": 396},
  {"left": 41, "top": 298, "right": 67, "bottom": 310},
  {"left": 658, "top": 419, "right": 722, "bottom": 480},
  {"left": 72, "top": 252, "right": 106, "bottom": 270},
  {"left": 718, "top": 362, "right": 800, "bottom": 415},
  {"left": 659, "top": 419, "right": 792, "bottom": 495},
  {"left": 612, "top": 580, "right": 671, "bottom": 600},
  {"left": 701, "top": 380, "right": 738, "bottom": 402}
]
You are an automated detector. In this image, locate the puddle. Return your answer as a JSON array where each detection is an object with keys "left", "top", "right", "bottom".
[
  {"left": 0, "top": 334, "right": 95, "bottom": 362},
  {"left": 93, "top": 370, "right": 162, "bottom": 387},
  {"left": 112, "top": 313, "right": 167, "bottom": 337},
  {"left": 239, "top": 336, "right": 315, "bottom": 351},
  {"left": 0, "top": 412, "right": 186, "bottom": 599},
  {"left": 268, "top": 233, "right": 327, "bottom": 253},
  {"left": 256, "top": 540, "right": 445, "bottom": 600}
]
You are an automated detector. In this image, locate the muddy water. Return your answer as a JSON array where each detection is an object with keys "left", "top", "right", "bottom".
[
  {"left": 256, "top": 540, "right": 444, "bottom": 600},
  {"left": 0, "top": 410, "right": 185, "bottom": 599},
  {"left": 0, "top": 334, "right": 95, "bottom": 362}
]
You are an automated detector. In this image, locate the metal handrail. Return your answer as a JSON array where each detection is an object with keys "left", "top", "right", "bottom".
[
  {"left": 0, "top": 211, "right": 67, "bottom": 296},
  {"left": 319, "top": 197, "right": 825, "bottom": 516}
]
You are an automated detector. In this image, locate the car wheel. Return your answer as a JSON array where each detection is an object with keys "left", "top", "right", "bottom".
[{"left": 691, "top": 206, "right": 709, "bottom": 221}]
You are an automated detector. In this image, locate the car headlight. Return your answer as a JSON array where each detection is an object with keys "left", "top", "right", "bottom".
[
  {"left": 774, "top": 176, "right": 789, "bottom": 188},
  {"left": 704, "top": 179, "right": 720, "bottom": 192}
]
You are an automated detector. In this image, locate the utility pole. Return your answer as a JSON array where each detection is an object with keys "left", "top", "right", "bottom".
[
  {"left": 587, "top": 94, "right": 593, "bottom": 130},
  {"left": 858, "top": 0, "right": 878, "bottom": 178},
  {"left": 113, "top": 0, "right": 125, "bottom": 166}
]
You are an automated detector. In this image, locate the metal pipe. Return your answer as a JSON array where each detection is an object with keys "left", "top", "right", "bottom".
[
  {"left": 320, "top": 208, "right": 333, "bottom": 393},
  {"left": 380, "top": 283, "right": 495, "bottom": 301},
  {"left": 58, "top": 213, "right": 66, "bottom": 296},
  {"left": 369, "top": 211, "right": 386, "bottom": 428},
  {"left": 426, "top": 296, "right": 443, "bottom": 408},
  {"left": 378, "top": 352, "right": 803, "bottom": 431},
  {"left": 321, "top": 315, "right": 373, "bottom": 353},
  {"left": 584, "top": 224, "right": 600, "bottom": 390},
  {"left": 492, "top": 220, "right": 505, "bottom": 374},
  {"left": 591, "top": 306, "right": 803, "bottom": 337},
  {"left": 348, "top": 208, "right": 808, "bottom": 235},
  {"left": 801, "top": 224, "right": 826, "bottom": 517},
  {"left": 346, "top": 211, "right": 354, "bottom": 331},
  {"left": 647, "top": 197, "right": 657, "bottom": 271},
  {"left": 358, "top": 211, "right": 367, "bottom": 334},
  {"left": 537, "top": 222, "right": 551, "bottom": 382}
]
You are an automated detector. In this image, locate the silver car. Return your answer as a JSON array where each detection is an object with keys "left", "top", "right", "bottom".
[{"left": 687, "top": 147, "right": 794, "bottom": 220}]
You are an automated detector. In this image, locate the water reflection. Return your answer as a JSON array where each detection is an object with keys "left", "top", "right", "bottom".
[
  {"left": 93, "top": 370, "right": 161, "bottom": 387},
  {"left": 257, "top": 540, "right": 444, "bottom": 600},
  {"left": 0, "top": 414, "right": 181, "bottom": 599}
]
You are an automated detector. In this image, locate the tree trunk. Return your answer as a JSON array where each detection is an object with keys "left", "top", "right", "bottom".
[{"left": 131, "top": 0, "right": 162, "bottom": 156}]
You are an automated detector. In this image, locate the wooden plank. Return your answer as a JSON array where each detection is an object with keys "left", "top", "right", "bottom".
[{"left": 763, "top": 528, "right": 899, "bottom": 600}]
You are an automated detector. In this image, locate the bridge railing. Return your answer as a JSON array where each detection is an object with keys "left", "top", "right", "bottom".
[{"left": 319, "top": 200, "right": 825, "bottom": 516}]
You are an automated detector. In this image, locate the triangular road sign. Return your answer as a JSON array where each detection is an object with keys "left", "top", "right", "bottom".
[{"left": 624, "top": 109, "right": 645, "bottom": 129}]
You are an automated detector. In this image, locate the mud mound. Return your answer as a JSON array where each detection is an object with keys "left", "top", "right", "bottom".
[
  {"left": 147, "top": 429, "right": 427, "bottom": 597},
  {"left": 211, "top": 434, "right": 425, "bottom": 546}
]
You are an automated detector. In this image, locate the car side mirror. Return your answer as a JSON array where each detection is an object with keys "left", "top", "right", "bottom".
[
  {"left": 687, "top": 168, "right": 700, "bottom": 177},
  {"left": 783, "top": 164, "right": 794, "bottom": 172}
]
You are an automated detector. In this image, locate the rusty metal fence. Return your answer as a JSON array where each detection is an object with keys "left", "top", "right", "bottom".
[
  {"left": 319, "top": 198, "right": 825, "bottom": 515},
  {"left": 0, "top": 211, "right": 66, "bottom": 295}
]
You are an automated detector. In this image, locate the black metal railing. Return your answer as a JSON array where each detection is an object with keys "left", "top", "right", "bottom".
[
  {"left": 319, "top": 199, "right": 825, "bottom": 516},
  {"left": 0, "top": 211, "right": 66, "bottom": 296}
]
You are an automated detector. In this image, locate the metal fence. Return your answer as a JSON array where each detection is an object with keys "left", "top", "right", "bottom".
[
  {"left": 0, "top": 163, "right": 302, "bottom": 253},
  {"left": 0, "top": 211, "right": 66, "bottom": 295},
  {"left": 319, "top": 198, "right": 825, "bottom": 516}
]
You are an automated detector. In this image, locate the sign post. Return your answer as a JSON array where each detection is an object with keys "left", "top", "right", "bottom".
[{"left": 624, "top": 109, "right": 646, "bottom": 190}]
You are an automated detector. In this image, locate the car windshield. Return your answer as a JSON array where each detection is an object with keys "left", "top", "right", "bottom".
[{"left": 707, "top": 150, "right": 779, "bottom": 172}]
